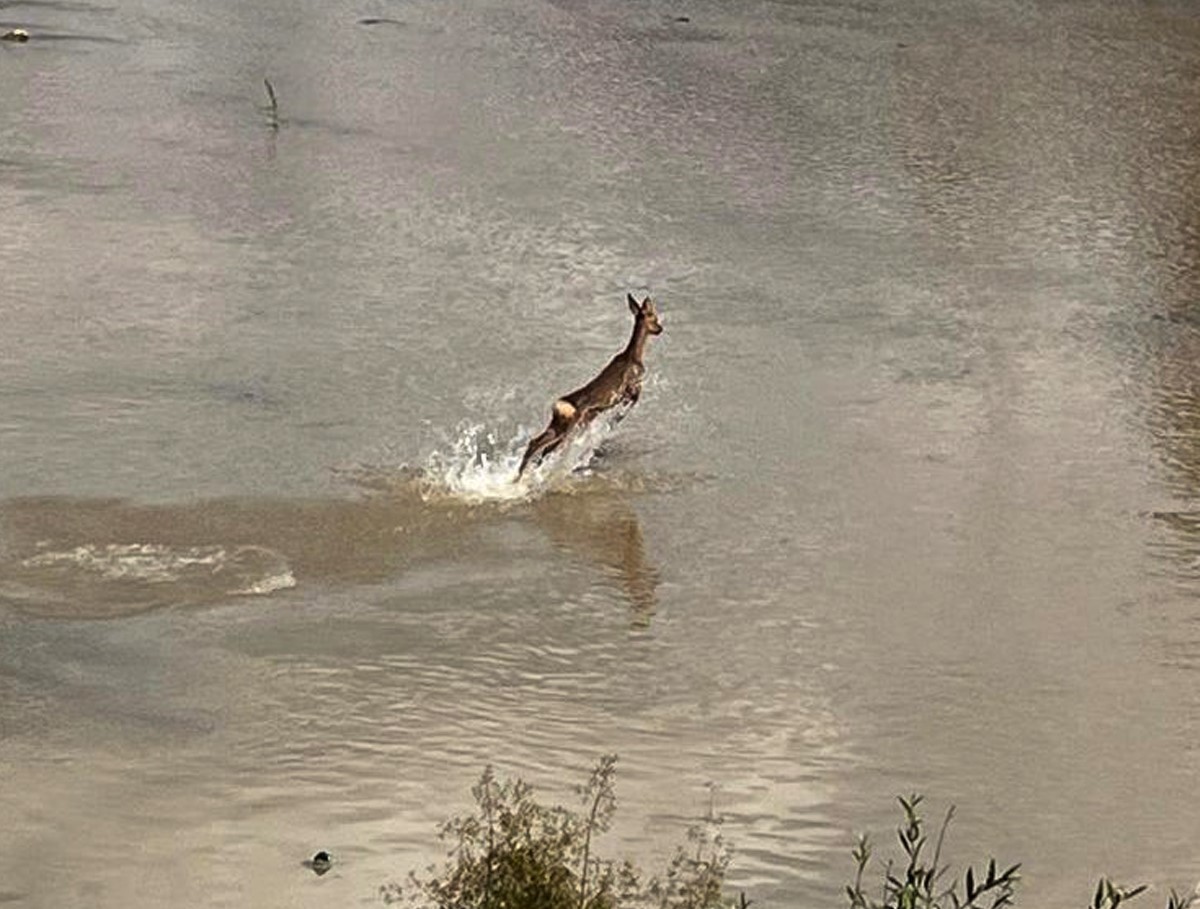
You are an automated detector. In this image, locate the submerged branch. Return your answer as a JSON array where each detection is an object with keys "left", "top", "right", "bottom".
[{"left": 263, "top": 77, "right": 279, "bottom": 130}]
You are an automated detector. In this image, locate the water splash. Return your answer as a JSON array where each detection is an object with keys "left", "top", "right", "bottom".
[{"left": 419, "top": 410, "right": 630, "bottom": 504}]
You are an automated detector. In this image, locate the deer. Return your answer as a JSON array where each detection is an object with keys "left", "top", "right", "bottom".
[{"left": 517, "top": 294, "right": 664, "bottom": 479}]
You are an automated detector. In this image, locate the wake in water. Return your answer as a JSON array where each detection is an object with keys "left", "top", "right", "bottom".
[
  {"left": 20, "top": 542, "right": 296, "bottom": 595},
  {"left": 418, "top": 407, "right": 633, "bottom": 504}
]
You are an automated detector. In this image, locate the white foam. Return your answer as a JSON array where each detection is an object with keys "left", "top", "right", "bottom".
[
  {"left": 221, "top": 545, "right": 297, "bottom": 595},
  {"left": 419, "top": 410, "right": 628, "bottom": 504},
  {"left": 234, "top": 570, "right": 297, "bottom": 596},
  {"left": 21, "top": 542, "right": 295, "bottom": 596},
  {"left": 23, "top": 543, "right": 226, "bottom": 584}
]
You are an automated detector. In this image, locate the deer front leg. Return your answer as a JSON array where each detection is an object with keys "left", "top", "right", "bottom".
[{"left": 607, "top": 381, "right": 640, "bottom": 425}]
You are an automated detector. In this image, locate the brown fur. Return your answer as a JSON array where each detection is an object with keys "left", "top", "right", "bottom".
[{"left": 517, "top": 294, "right": 664, "bottom": 478}]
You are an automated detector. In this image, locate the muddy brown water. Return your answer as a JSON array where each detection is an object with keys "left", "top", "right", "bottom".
[{"left": 3, "top": 0, "right": 1200, "bottom": 905}]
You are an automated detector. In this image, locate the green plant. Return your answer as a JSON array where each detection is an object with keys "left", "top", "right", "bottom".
[
  {"left": 578, "top": 754, "right": 620, "bottom": 908},
  {"left": 1165, "top": 887, "right": 1200, "bottom": 909},
  {"left": 1091, "top": 879, "right": 1148, "bottom": 909},
  {"left": 844, "top": 796, "right": 1200, "bottom": 909},
  {"left": 642, "top": 822, "right": 732, "bottom": 909},
  {"left": 383, "top": 754, "right": 734, "bottom": 909},
  {"left": 1092, "top": 879, "right": 1200, "bottom": 909},
  {"left": 388, "top": 771, "right": 1200, "bottom": 909},
  {"left": 846, "top": 795, "right": 1019, "bottom": 909}
]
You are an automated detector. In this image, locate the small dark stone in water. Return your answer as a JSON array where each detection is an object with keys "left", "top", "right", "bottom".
[
  {"left": 358, "top": 17, "right": 405, "bottom": 26},
  {"left": 674, "top": 16, "right": 691, "bottom": 22},
  {"left": 2, "top": 28, "right": 31, "bottom": 42},
  {"left": 304, "top": 850, "right": 333, "bottom": 875}
]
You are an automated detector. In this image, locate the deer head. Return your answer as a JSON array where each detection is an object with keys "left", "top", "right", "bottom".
[{"left": 627, "top": 294, "right": 664, "bottom": 335}]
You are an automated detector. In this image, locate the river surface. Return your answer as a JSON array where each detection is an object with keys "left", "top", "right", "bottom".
[{"left": 3, "top": 0, "right": 1200, "bottom": 906}]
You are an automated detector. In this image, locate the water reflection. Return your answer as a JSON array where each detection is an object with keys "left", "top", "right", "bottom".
[
  {"left": 1123, "top": 40, "right": 1200, "bottom": 681},
  {"left": 531, "top": 488, "right": 658, "bottom": 623},
  {"left": 1147, "top": 324, "right": 1200, "bottom": 591},
  {"left": 0, "top": 477, "right": 660, "bottom": 622},
  {"left": 1150, "top": 344, "right": 1200, "bottom": 499},
  {"left": 1141, "top": 75, "right": 1200, "bottom": 580}
]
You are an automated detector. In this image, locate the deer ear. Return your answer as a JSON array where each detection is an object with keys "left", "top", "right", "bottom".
[
  {"left": 627, "top": 293, "right": 640, "bottom": 315},
  {"left": 642, "top": 297, "right": 654, "bottom": 313}
]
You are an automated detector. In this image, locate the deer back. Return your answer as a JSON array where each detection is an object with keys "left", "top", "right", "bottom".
[{"left": 562, "top": 351, "right": 639, "bottom": 413}]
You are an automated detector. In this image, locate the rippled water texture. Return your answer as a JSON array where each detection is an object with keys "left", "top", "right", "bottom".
[{"left": 3, "top": 0, "right": 1200, "bottom": 906}]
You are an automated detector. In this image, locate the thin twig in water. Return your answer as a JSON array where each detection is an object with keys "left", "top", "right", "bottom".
[
  {"left": 263, "top": 77, "right": 279, "bottom": 130},
  {"left": 928, "top": 804, "right": 954, "bottom": 906}
]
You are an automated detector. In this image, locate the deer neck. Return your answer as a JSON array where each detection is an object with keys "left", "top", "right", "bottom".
[{"left": 623, "top": 319, "right": 650, "bottom": 366}]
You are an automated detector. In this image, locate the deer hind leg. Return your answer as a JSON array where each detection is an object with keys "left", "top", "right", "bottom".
[{"left": 518, "top": 400, "right": 578, "bottom": 477}]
